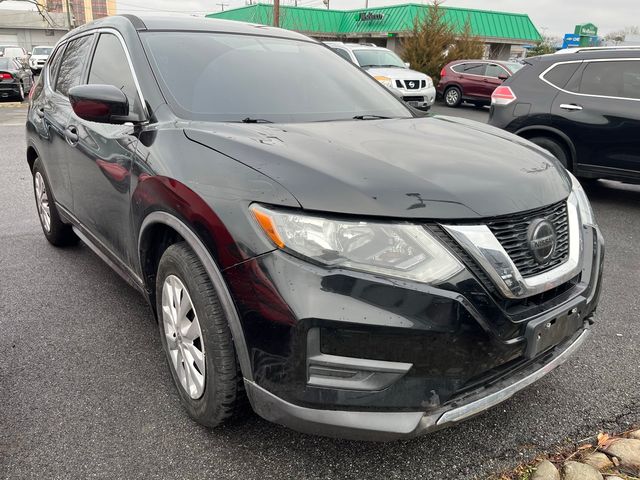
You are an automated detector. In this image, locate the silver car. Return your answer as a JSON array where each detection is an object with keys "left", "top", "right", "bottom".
[{"left": 325, "top": 42, "right": 436, "bottom": 110}]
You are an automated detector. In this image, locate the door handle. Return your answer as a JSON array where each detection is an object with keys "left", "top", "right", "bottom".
[
  {"left": 560, "top": 103, "right": 583, "bottom": 111},
  {"left": 36, "top": 106, "right": 45, "bottom": 118},
  {"left": 65, "top": 125, "right": 79, "bottom": 145}
]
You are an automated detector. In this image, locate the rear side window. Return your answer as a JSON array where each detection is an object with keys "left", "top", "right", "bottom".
[
  {"left": 46, "top": 44, "right": 65, "bottom": 86},
  {"left": 88, "top": 33, "right": 143, "bottom": 117},
  {"left": 453, "top": 63, "right": 487, "bottom": 76},
  {"left": 332, "top": 48, "right": 352, "bottom": 63},
  {"left": 542, "top": 62, "right": 582, "bottom": 89},
  {"left": 55, "top": 34, "right": 94, "bottom": 97},
  {"left": 486, "top": 64, "right": 508, "bottom": 78},
  {"left": 579, "top": 60, "right": 640, "bottom": 99}
]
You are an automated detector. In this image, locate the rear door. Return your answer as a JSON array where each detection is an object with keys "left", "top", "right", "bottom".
[
  {"left": 452, "top": 62, "right": 487, "bottom": 98},
  {"left": 551, "top": 59, "right": 640, "bottom": 177},
  {"left": 67, "top": 31, "right": 143, "bottom": 263},
  {"left": 483, "top": 63, "right": 509, "bottom": 99}
]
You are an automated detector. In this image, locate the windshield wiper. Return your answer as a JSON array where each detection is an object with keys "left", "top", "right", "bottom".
[
  {"left": 241, "top": 117, "right": 273, "bottom": 123},
  {"left": 352, "top": 115, "right": 392, "bottom": 120}
]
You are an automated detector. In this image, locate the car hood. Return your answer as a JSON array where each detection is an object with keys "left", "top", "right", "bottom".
[
  {"left": 364, "top": 67, "right": 429, "bottom": 80},
  {"left": 30, "top": 55, "right": 48, "bottom": 60},
  {"left": 184, "top": 115, "right": 571, "bottom": 220}
]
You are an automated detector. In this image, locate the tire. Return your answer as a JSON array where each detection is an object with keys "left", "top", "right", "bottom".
[
  {"left": 528, "top": 136, "right": 569, "bottom": 169},
  {"left": 16, "top": 81, "right": 25, "bottom": 102},
  {"left": 444, "top": 86, "right": 462, "bottom": 107},
  {"left": 32, "top": 158, "right": 78, "bottom": 246},
  {"left": 156, "top": 242, "right": 243, "bottom": 427}
]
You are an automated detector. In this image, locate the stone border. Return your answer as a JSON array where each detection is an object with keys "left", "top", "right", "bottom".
[{"left": 494, "top": 427, "right": 640, "bottom": 480}]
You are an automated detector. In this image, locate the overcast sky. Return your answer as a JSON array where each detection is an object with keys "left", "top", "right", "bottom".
[{"left": 0, "top": 0, "right": 636, "bottom": 37}]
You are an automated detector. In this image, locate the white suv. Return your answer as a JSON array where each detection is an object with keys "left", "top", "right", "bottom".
[
  {"left": 28, "top": 46, "right": 54, "bottom": 74},
  {"left": 325, "top": 42, "right": 435, "bottom": 110}
]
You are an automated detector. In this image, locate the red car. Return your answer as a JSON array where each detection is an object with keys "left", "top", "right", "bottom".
[{"left": 437, "top": 59, "right": 523, "bottom": 107}]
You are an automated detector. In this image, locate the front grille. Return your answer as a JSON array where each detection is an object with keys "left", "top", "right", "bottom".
[
  {"left": 403, "top": 79, "right": 421, "bottom": 89},
  {"left": 487, "top": 201, "right": 569, "bottom": 277}
]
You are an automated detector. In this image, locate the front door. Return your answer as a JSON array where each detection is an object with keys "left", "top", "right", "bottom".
[{"left": 66, "top": 32, "right": 144, "bottom": 264}]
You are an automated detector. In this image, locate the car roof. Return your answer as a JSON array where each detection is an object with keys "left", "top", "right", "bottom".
[
  {"left": 532, "top": 47, "right": 640, "bottom": 64},
  {"left": 62, "top": 14, "right": 315, "bottom": 43},
  {"left": 448, "top": 59, "right": 517, "bottom": 66}
]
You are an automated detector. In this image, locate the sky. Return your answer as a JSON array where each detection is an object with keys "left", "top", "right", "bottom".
[{"left": 0, "top": 0, "right": 637, "bottom": 37}]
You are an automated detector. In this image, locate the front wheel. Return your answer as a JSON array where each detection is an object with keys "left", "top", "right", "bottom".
[
  {"left": 156, "top": 242, "right": 244, "bottom": 427},
  {"left": 444, "top": 86, "right": 462, "bottom": 107}
]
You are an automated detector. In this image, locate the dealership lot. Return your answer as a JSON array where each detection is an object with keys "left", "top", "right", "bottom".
[{"left": 1, "top": 103, "right": 639, "bottom": 479}]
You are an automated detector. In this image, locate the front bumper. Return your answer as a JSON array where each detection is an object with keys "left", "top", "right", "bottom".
[
  {"left": 246, "top": 328, "right": 590, "bottom": 441},
  {"left": 394, "top": 86, "right": 436, "bottom": 108},
  {"left": 224, "top": 223, "right": 604, "bottom": 440}
]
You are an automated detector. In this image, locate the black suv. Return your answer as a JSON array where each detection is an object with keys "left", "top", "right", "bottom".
[
  {"left": 489, "top": 47, "right": 640, "bottom": 184},
  {"left": 26, "top": 15, "right": 603, "bottom": 441}
]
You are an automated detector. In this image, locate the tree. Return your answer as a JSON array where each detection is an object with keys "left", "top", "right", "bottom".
[
  {"left": 605, "top": 26, "right": 639, "bottom": 44},
  {"left": 401, "top": 1, "right": 484, "bottom": 82},
  {"left": 401, "top": 0, "right": 454, "bottom": 81},
  {"left": 527, "top": 37, "right": 557, "bottom": 57},
  {"left": 447, "top": 18, "right": 485, "bottom": 63}
]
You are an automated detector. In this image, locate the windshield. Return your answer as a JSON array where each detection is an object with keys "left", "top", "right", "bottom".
[
  {"left": 141, "top": 32, "right": 411, "bottom": 123},
  {"left": 505, "top": 62, "right": 524, "bottom": 74},
  {"left": 353, "top": 49, "right": 405, "bottom": 68},
  {"left": 0, "top": 58, "right": 11, "bottom": 69},
  {"left": 32, "top": 47, "right": 53, "bottom": 55}
]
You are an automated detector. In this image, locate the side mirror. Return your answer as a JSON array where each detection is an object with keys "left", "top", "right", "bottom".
[
  {"left": 498, "top": 73, "right": 509, "bottom": 81},
  {"left": 69, "top": 84, "right": 131, "bottom": 124},
  {"left": 404, "top": 62, "right": 410, "bottom": 68},
  {"left": 27, "top": 51, "right": 32, "bottom": 56}
]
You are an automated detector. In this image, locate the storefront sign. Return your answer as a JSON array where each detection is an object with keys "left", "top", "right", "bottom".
[
  {"left": 357, "top": 12, "right": 384, "bottom": 21},
  {"left": 574, "top": 23, "right": 598, "bottom": 36}
]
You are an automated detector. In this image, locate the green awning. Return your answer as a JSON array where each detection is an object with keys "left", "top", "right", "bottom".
[{"left": 207, "top": 3, "right": 542, "bottom": 42}]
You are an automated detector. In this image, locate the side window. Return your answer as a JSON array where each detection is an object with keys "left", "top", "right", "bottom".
[
  {"left": 462, "top": 63, "right": 487, "bottom": 76},
  {"left": 46, "top": 44, "right": 65, "bottom": 87},
  {"left": 543, "top": 62, "right": 582, "bottom": 89},
  {"left": 451, "top": 63, "right": 466, "bottom": 74},
  {"left": 88, "top": 33, "right": 143, "bottom": 117},
  {"left": 56, "top": 34, "right": 94, "bottom": 97},
  {"left": 332, "top": 48, "right": 352, "bottom": 63},
  {"left": 579, "top": 60, "right": 640, "bottom": 99},
  {"left": 486, "top": 64, "right": 508, "bottom": 78}
]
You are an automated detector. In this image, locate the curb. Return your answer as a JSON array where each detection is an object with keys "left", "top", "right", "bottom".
[{"left": 0, "top": 102, "right": 28, "bottom": 109}]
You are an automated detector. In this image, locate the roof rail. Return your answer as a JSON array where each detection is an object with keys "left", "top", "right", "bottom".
[{"left": 556, "top": 46, "right": 640, "bottom": 54}]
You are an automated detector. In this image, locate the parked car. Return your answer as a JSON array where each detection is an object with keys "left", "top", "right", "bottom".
[
  {"left": 325, "top": 41, "right": 435, "bottom": 110},
  {"left": 28, "top": 46, "right": 54, "bottom": 74},
  {"left": 27, "top": 15, "right": 603, "bottom": 441},
  {"left": 0, "top": 45, "right": 28, "bottom": 59},
  {"left": 437, "top": 59, "right": 523, "bottom": 107},
  {"left": 489, "top": 47, "right": 640, "bottom": 184},
  {"left": 0, "top": 56, "right": 34, "bottom": 100}
]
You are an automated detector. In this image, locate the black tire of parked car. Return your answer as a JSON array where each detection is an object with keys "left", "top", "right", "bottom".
[
  {"left": 155, "top": 242, "right": 245, "bottom": 427},
  {"left": 16, "top": 81, "right": 25, "bottom": 102},
  {"left": 32, "top": 158, "right": 79, "bottom": 246},
  {"left": 444, "top": 86, "right": 462, "bottom": 107},
  {"left": 528, "top": 136, "right": 569, "bottom": 169}
]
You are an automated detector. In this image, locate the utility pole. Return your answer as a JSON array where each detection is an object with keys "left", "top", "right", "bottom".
[
  {"left": 64, "top": 0, "right": 73, "bottom": 29},
  {"left": 365, "top": 0, "right": 368, "bottom": 8},
  {"left": 273, "top": 0, "right": 279, "bottom": 27},
  {"left": 217, "top": 2, "right": 228, "bottom": 11}
]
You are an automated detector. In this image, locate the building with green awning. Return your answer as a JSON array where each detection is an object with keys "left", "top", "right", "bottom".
[{"left": 207, "top": 3, "right": 542, "bottom": 60}]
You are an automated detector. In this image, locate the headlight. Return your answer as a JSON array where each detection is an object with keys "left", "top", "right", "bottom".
[
  {"left": 250, "top": 205, "right": 463, "bottom": 284},
  {"left": 373, "top": 75, "right": 393, "bottom": 88},
  {"left": 425, "top": 76, "right": 433, "bottom": 88},
  {"left": 569, "top": 172, "right": 595, "bottom": 226}
]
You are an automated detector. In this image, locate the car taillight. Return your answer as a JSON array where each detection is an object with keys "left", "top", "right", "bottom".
[
  {"left": 0, "top": 72, "right": 13, "bottom": 80},
  {"left": 440, "top": 67, "right": 446, "bottom": 78},
  {"left": 491, "top": 86, "right": 516, "bottom": 106}
]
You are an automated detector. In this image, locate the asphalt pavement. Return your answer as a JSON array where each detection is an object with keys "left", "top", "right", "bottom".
[{"left": 1, "top": 102, "right": 639, "bottom": 480}]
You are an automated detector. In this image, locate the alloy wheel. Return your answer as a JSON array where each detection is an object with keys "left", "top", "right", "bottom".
[
  {"left": 34, "top": 172, "right": 51, "bottom": 232},
  {"left": 162, "top": 275, "right": 206, "bottom": 399},
  {"left": 446, "top": 88, "right": 459, "bottom": 106}
]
